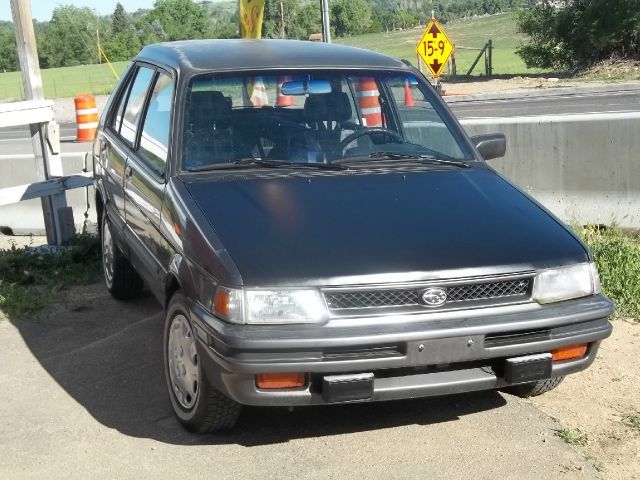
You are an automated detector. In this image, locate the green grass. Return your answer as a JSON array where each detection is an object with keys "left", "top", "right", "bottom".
[
  {"left": 0, "top": 61, "right": 129, "bottom": 101},
  {"left": 622, "top": 413, "right": 640, "bottom": 435},
  {"left": 577, "top": 227, "right": 640, "bottom": 319},
  {"left": 555, "top": 427, "right": 589, "bottom": 446},
  {"left": 0, "top": 235, "right": 101, "bottom": 318},
  {"left": 335, "top": 13, "right": 552, "bottom": 76}
]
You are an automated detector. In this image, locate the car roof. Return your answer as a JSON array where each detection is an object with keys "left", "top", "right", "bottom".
[{"left": 135, "top": 39, "right": 410, "bottom": 75}]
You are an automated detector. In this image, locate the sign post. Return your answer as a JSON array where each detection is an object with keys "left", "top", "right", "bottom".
[{"left": 416, "top": 18, "right": 454, "bottom": 81}]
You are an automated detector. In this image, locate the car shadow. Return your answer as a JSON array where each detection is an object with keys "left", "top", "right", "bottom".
[{"left": 11, "top": 283, "right": 508, "bottom": 447}]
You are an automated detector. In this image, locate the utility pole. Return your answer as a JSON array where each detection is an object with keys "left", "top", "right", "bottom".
[
  {"left": 279, "top": 0, "right": 285, "bottom": 39},
  {"left": 11, "top": 0, "right": 66, "bottom": 244},
  {"left": 321, "top": 0, "right": 331, "bottom": 43}
]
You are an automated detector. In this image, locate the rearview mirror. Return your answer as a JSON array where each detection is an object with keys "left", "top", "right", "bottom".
[
  {"left": 281, "top": 79, "right": 332, "bottom": 96},
  {"left": 471, "top": 133, "right": 506, "bottom": 160}
]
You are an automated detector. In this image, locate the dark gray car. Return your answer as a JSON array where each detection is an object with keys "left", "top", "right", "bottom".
[{"left": 93, "top": 39, "right": 613, "bottom": 433}]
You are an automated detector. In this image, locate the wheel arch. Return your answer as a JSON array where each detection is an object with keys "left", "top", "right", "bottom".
[
  {"left": 166, "top": 253, "right": 195, "bottom": 309},
  {"left": 95, "top": 180, "right": 107, "bottom": 235}
]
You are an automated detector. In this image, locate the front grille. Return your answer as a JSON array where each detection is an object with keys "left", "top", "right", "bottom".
[
  {"left": 325, "top": 290, "right": 420, "bottom": 309},
  {"left": 323, "top": 278, "right": 531, "bottom": 310},
  {"left": 447, "top": 279, "right": 530, "bottom": 303}
]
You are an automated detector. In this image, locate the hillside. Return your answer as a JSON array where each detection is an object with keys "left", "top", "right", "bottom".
[{"left": 336, "top": 13, "right": 549, "bottom": 75}]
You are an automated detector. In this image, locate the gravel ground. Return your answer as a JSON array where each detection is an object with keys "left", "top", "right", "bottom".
[
  {"left": 533, "top": 319, "right": 640, "bottom": 479},
  {"left": 0, "top": 281, "right": 601, "bottom": 480}
]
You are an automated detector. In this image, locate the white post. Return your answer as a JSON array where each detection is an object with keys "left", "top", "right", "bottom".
[{"left": 10, "top": 0, "right": 68, "bottom": 244}]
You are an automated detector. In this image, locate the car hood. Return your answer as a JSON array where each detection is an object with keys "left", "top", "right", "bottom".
[{"left": 180, "top": 167, "right": 588, "bottom": 287}]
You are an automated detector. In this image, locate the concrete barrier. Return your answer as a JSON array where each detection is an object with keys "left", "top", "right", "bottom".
[
  {"left": 1, "top": 111, "right": 638, "bottom": 234},
  {"left": 461, "top": 111, "right": 640, "bottom": 229}
]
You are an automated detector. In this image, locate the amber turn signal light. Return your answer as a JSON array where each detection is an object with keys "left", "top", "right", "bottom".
[
  {"left": 256, "top": 373, "right": 305, "bottom": 389},
  {"left": 552, "top": 344, "right": 587, "bottom": 361},
  {"left": 213, "top": 289, "right": 230, "bottom": 317}
]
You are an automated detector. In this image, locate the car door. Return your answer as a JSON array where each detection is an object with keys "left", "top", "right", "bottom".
[
  {"left": 123, "top": 69, "right": 174, "bottom": 300},
  {"left": 100, "top": 65, "right": 155, "bottom": 240}
]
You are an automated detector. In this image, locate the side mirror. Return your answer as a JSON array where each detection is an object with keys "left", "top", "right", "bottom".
[{"left": 471, "top": 133, "right": 506, "bottom": 160}]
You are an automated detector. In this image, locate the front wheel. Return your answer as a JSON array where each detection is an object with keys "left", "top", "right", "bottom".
[
  {"left": 164, "top": 292, "right": 242, "bottom": 433},
  {"left": 505, "top": 376, "right": 565, "bottom": 398}
]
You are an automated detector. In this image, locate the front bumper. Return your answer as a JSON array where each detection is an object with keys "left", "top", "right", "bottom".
[{"left": 190, "top": 295, "right": 613, "bottom": 406}]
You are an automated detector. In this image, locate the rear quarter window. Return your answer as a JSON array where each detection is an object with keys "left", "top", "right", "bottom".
[{"left": 138, "top": 72, "right": 173, "bottom": 176}]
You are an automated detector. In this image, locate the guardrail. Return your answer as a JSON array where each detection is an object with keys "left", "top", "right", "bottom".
[{"left": 0, "top": 100, "right": 93, "bottom": 243}]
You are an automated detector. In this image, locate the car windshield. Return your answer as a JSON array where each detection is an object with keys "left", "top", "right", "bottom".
[{"left": 182, "top": 71, "right": 474, "bottom": 171}]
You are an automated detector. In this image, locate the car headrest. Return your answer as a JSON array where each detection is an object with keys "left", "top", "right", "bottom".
[
  {"left": 188, "top": 91, "right": 232, "bottom": 128},
  {"left": 304, "top": 92, "right": 352, "bottom": 123}
]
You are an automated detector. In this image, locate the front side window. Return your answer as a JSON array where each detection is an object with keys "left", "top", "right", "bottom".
[
  {"left": 182, "top": 71, "right": 473, "bottom": 171},
  {"left": 138, "top": 72, "right": 173, "bottom": 176},
  {"left": 120, "top": 66, "right": 154, "bottom": 145}
]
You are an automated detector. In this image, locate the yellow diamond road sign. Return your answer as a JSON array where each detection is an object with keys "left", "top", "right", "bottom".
[{"left": 416, "top": 18, "right": 454, "bottom": 78}]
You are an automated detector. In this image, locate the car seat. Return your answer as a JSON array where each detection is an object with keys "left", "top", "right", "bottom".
[
  {"left": 303, "top": 92, "right": 353, "bottom": 159},
  {"left": 184, "top": 91, "right": 234, "bottom": 169}
]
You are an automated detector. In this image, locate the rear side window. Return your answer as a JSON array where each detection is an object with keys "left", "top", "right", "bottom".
[
  {"left": 112, "top": 85, "right": 128, "bottom": 134},
  {"left": 120, "top": 66, "right": 154, "bottom": 145},
  {"left": 138, "top": 72, "right": 173, "bottom": 176}
]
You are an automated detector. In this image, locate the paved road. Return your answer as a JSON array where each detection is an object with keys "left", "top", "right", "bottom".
[
  {"left": 448, "top": 88, "right": 640, "bottom": 119},
  {"left": 0, "top": 123, "right": 88, "bottom": 157},
  {"left": 0, "top": 283, "right": 597, "bottom": 479}
]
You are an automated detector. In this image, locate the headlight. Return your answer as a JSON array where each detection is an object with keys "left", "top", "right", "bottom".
[
  {"left": 532, "top": 262, "right": 601, "bottom": 304},
  {"left": 213, "top": 287, "right": 327, "bottom": 324}
]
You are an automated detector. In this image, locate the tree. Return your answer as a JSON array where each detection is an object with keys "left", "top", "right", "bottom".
[
  {"left": 263, "top": 0, "right": 301, "bottom": 39},
  {"left": 517, "top": 0, "right": 640, "bottom": 69},
  {"left": 142, "top": 0, "right": 212, "bottom": 41},
  {"left": 292, "top": 2, "right": 322, "bottom": 39},
  {"left": 0, "top": 28, "right": 18, "bottom": 72},
  {"left": 112, "top": 3, "right": 127, "bottom": 35},
  {"left": 103, "top": 26, "right": 142, "bottom": 61},
  {"left": 40, "top": 6, "right": 99, "bottom": 68},
  {"left": 331, "top": 0, "right": 373, "bottom": 37}
]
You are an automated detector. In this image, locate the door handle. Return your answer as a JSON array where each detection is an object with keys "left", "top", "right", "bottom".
[{"left": 125, "top": 165, "right": 133, "bottom": 178}]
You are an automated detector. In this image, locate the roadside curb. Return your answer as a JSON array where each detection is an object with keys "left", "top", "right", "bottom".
[{"left": 443, "top": 81, "right": 640, "bottom": 103}]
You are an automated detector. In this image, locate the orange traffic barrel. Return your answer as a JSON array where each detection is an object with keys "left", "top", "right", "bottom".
[
  {"left": 74, "top": 94, "right": 99, "bottom": 142},
  {"left": 404, "top": 80, "right": 415, "bottom": 107},
  {"left": 276, "top": 75, "right": 294, "bottom": 107},
  {"left": 356, "top": 77, "right": 382, "bottom": 127}
]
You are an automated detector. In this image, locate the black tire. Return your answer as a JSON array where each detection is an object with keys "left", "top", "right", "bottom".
[
  {"left": 164, "top": 292, "right": 242, "bottom": 433},
  {"left": 505, "top": 376, "right": 565, "bottom": 398},
  {"left": 101, "top": 213, "right": 143, "bottom": 300}
]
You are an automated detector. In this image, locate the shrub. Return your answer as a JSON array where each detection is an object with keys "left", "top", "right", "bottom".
[{"left": 517, "top": 0, "right": 640, "bottom": 69}]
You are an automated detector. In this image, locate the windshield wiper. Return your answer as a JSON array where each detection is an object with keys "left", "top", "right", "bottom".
[
  {"left": 188, "top": 157, "right": 347, "bottom": 172},
  {"left": 363, "top": 152, "right": 470, "bottom": 168}
]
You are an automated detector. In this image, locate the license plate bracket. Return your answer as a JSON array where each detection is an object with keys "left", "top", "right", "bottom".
[{"left": 504, "top": 353, "right": 552, "bottom": 384}]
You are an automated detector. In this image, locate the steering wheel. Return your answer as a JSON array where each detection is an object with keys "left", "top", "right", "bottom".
[{"left": 331, "top": 128, "right": 404, "bottom": 160}]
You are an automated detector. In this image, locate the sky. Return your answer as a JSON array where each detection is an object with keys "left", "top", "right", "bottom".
[{"left": 0, "top": 0, "right": 157, "bottom": 22}]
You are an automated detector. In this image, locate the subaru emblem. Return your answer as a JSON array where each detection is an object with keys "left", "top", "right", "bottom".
[{"left": 421, "top": 287, "right": 447, "bottom": 307}]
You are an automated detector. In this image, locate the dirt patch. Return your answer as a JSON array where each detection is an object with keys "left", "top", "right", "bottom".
[{"left": 532, "top": 320, "right": 640, "bottom": 479}]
